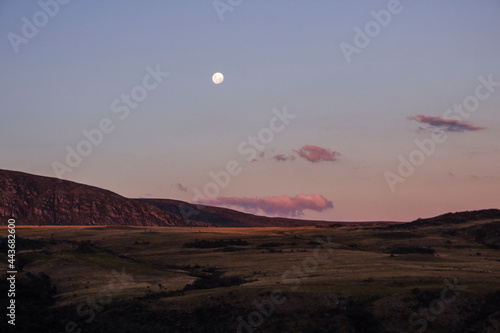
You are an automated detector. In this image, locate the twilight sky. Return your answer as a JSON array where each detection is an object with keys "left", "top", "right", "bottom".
[{"left": 1, "top": 0, "right": 499, "bottom": 221}]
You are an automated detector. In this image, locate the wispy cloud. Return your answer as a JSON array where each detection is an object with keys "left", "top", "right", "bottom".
[
  {"left": 173, "top": 183, "right": 187, "bottom": 192},
  {"left": 294, "top": 145, "right": 340, "bottom": 163},
  {"left": 273, "top": 154, "right": 296, "bottom": 162},
  {"left": 408, "top": 115, "right": 486, "bottom": 132},
  {"left": 195, "top": 194, "right": 333, "bottom": 217}
]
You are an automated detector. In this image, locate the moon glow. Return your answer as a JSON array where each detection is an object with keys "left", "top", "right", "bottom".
[{"left": 212, "top": 72, "right": 224, "bottom": 84}]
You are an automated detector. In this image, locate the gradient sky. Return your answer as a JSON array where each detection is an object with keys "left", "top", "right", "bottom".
[{"left": 1, "top": 0, "right": 499, "bottom": 221}]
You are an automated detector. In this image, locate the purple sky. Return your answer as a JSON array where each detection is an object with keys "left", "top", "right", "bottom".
[{"left": 1, "top": 0, "right": 499, "bottom": 221}]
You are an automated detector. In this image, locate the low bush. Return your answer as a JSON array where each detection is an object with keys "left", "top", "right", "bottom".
[
  {"left": 388, "top": 246, "right": 435, "bottom": 255},
  {"left": 183, "top": 239, "right": 249, "bottom": 249}
]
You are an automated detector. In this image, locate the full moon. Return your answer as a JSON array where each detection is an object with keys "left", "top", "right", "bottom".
[{"left": 212, "top": 72, "right": 224, "bottom": 84}]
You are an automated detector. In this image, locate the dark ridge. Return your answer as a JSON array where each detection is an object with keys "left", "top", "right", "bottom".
[
  {"left": 0, "top": 169, "right": 205, "bottom": 227},
  {"left": 409, "top": 209, "right": 500, "bottom": 226},
  {"left": 138, "top": 198, "right": 400, "bottom": 227},
  {"left": 1, "top": 169, "right": 498, "bottom": 228}
]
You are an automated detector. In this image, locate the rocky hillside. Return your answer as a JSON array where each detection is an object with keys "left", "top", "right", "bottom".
[
  {"left": 4, "top": 168, "right": 495, "bottom": 228},
  {"left": 0, "top": 169, "right": 350, "bottom": 227},
  {"left": 0, "top": 169, "right": 205, "bottom": 226}
]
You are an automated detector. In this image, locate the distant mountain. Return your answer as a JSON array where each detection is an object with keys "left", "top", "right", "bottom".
[
  {"left": 0, "top": 169, "right": 204, "bottom": 227},
  {"left": 2, "top": 169, "right": 497, "bottom": 228},
  {"left": 407, "top": 209, "right": 500, "bottom": 227},
  {"left": 382, "top": 209, "right": 500, "bottom": 250},
  {"left": 0, "top": 169, "right": 337, "bottom": 227},
  {"left": 137, "top": 198, "right": 337, "bottom": 227}
]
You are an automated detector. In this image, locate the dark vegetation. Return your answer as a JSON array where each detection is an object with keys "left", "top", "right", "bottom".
[
  {"left": 183, "top": 274, "right": 248, "bottom": 291},
  {"left": 183, "top": 238, "right": 250, "bottom": 248},
  {"left": 0, "top": 235, "right": 46, "bottom": 251},
  {"left": 1, "top": 210, "right": 500, "bottom": 332},
  {"left": 373, "top": 231, "right": 421, "bottom": 239},
  {"left": 315, "top": 223, "right": 345, "bottom": 228},
  {"left": 409, "top": 209, "right": 500, "bottom": 227},
  {"left": 258, "top": 242, "right": 285, "bottom": 248},
  {"left": 0, "top": 272, "right": 57, "bottom": 331},
  {"left": 388, "top": 246, "right": 436, "bottom": 255},
  {"left": 75, "top": 239, "right": 97, "bottom": 253},
  {"left": 219, "top": 246, "right": 246, "bottom": 252},
  {"left": 4, "top": 274, "right": 500, "bottom": 333},
  {"left": 473, "top": 222, "right": 500, "bottom": 249},
  {"left": 441, "top": 220, "right": 500, "bottom": 249}
]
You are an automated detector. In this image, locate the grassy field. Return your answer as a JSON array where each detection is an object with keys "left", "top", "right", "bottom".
[{"left": 1, "top": 221, "right": 500, "bottom": 332}]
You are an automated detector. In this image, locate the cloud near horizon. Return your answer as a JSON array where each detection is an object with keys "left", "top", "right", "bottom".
[
  {"left": 195, "top": 194, "right": 333, "bottom": 217},
  {"left": 294, "top": 145, "right": 340, "bottom": 163},
  {"left": 408, "top": 115, "right": 486, "bottom": 132},
  {"left": 173, "top": 183, "right": 188, "bottom": 192},
  {"left": 273, "top": 154, "right": 296, "bottom": 162}
]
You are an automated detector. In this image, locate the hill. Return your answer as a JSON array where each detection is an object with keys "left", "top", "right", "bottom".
[
  {"left": 0, "top": 169, "right": 201, "bottom": 227},
  {"left": 1, "top": 169, "right": 394, "bottom": 227},
  {"left": 409, "top": 209, "right": 500, "bottom": 226},
  {"left": 138, "top": 198, "right": 343, "bottom": 227},
  {"left": 384, "top": 209, "right": 500, "bottom": 250},
  {"left": 1, "top": 168, "right": 497, "bottom": 229},
  {"left": 0, "top": 169, "right": 337, "bottom": 227}
]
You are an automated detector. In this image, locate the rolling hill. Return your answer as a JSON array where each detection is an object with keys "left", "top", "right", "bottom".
[
  {"left": 0, "top": 169, "right": 341, "bottom": 227},
  {"left": 1, "top": 169, "right": 498, "bottom": 228},
  {"left": 0, "top": 169, "right": 200, "bottom": 227}
]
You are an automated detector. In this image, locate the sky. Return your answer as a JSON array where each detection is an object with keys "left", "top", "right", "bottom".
[{"left": 1, "top": 0, "right": 499, "bottom": 222}]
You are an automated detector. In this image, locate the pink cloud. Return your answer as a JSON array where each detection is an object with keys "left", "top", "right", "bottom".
[
  {"left": 294, "top": 145, "right": 340, "bottom": 163},
  {"left": 273, "top": 154, "right": 296, "bottom": 162},
  {"left": 196, "top": 194, "right": 333, "bottom": 217},
  {"left": 173, "top": 183, "right": 187, "bottom": 192},
  {"left": 408, "top": 115, "right": 486, "bottom": 132}
]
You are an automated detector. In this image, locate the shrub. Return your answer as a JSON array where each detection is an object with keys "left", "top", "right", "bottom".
[
  {"left": 388, "top": 246, "right": 435, "bottom": 255},
  {"left": 183, "top": 239, "right": 249, "bottom": 248}
]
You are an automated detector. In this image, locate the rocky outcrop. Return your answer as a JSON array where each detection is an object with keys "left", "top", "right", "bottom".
[{"left": 0, "top": 169, "right": 205, "bottom": 226}]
